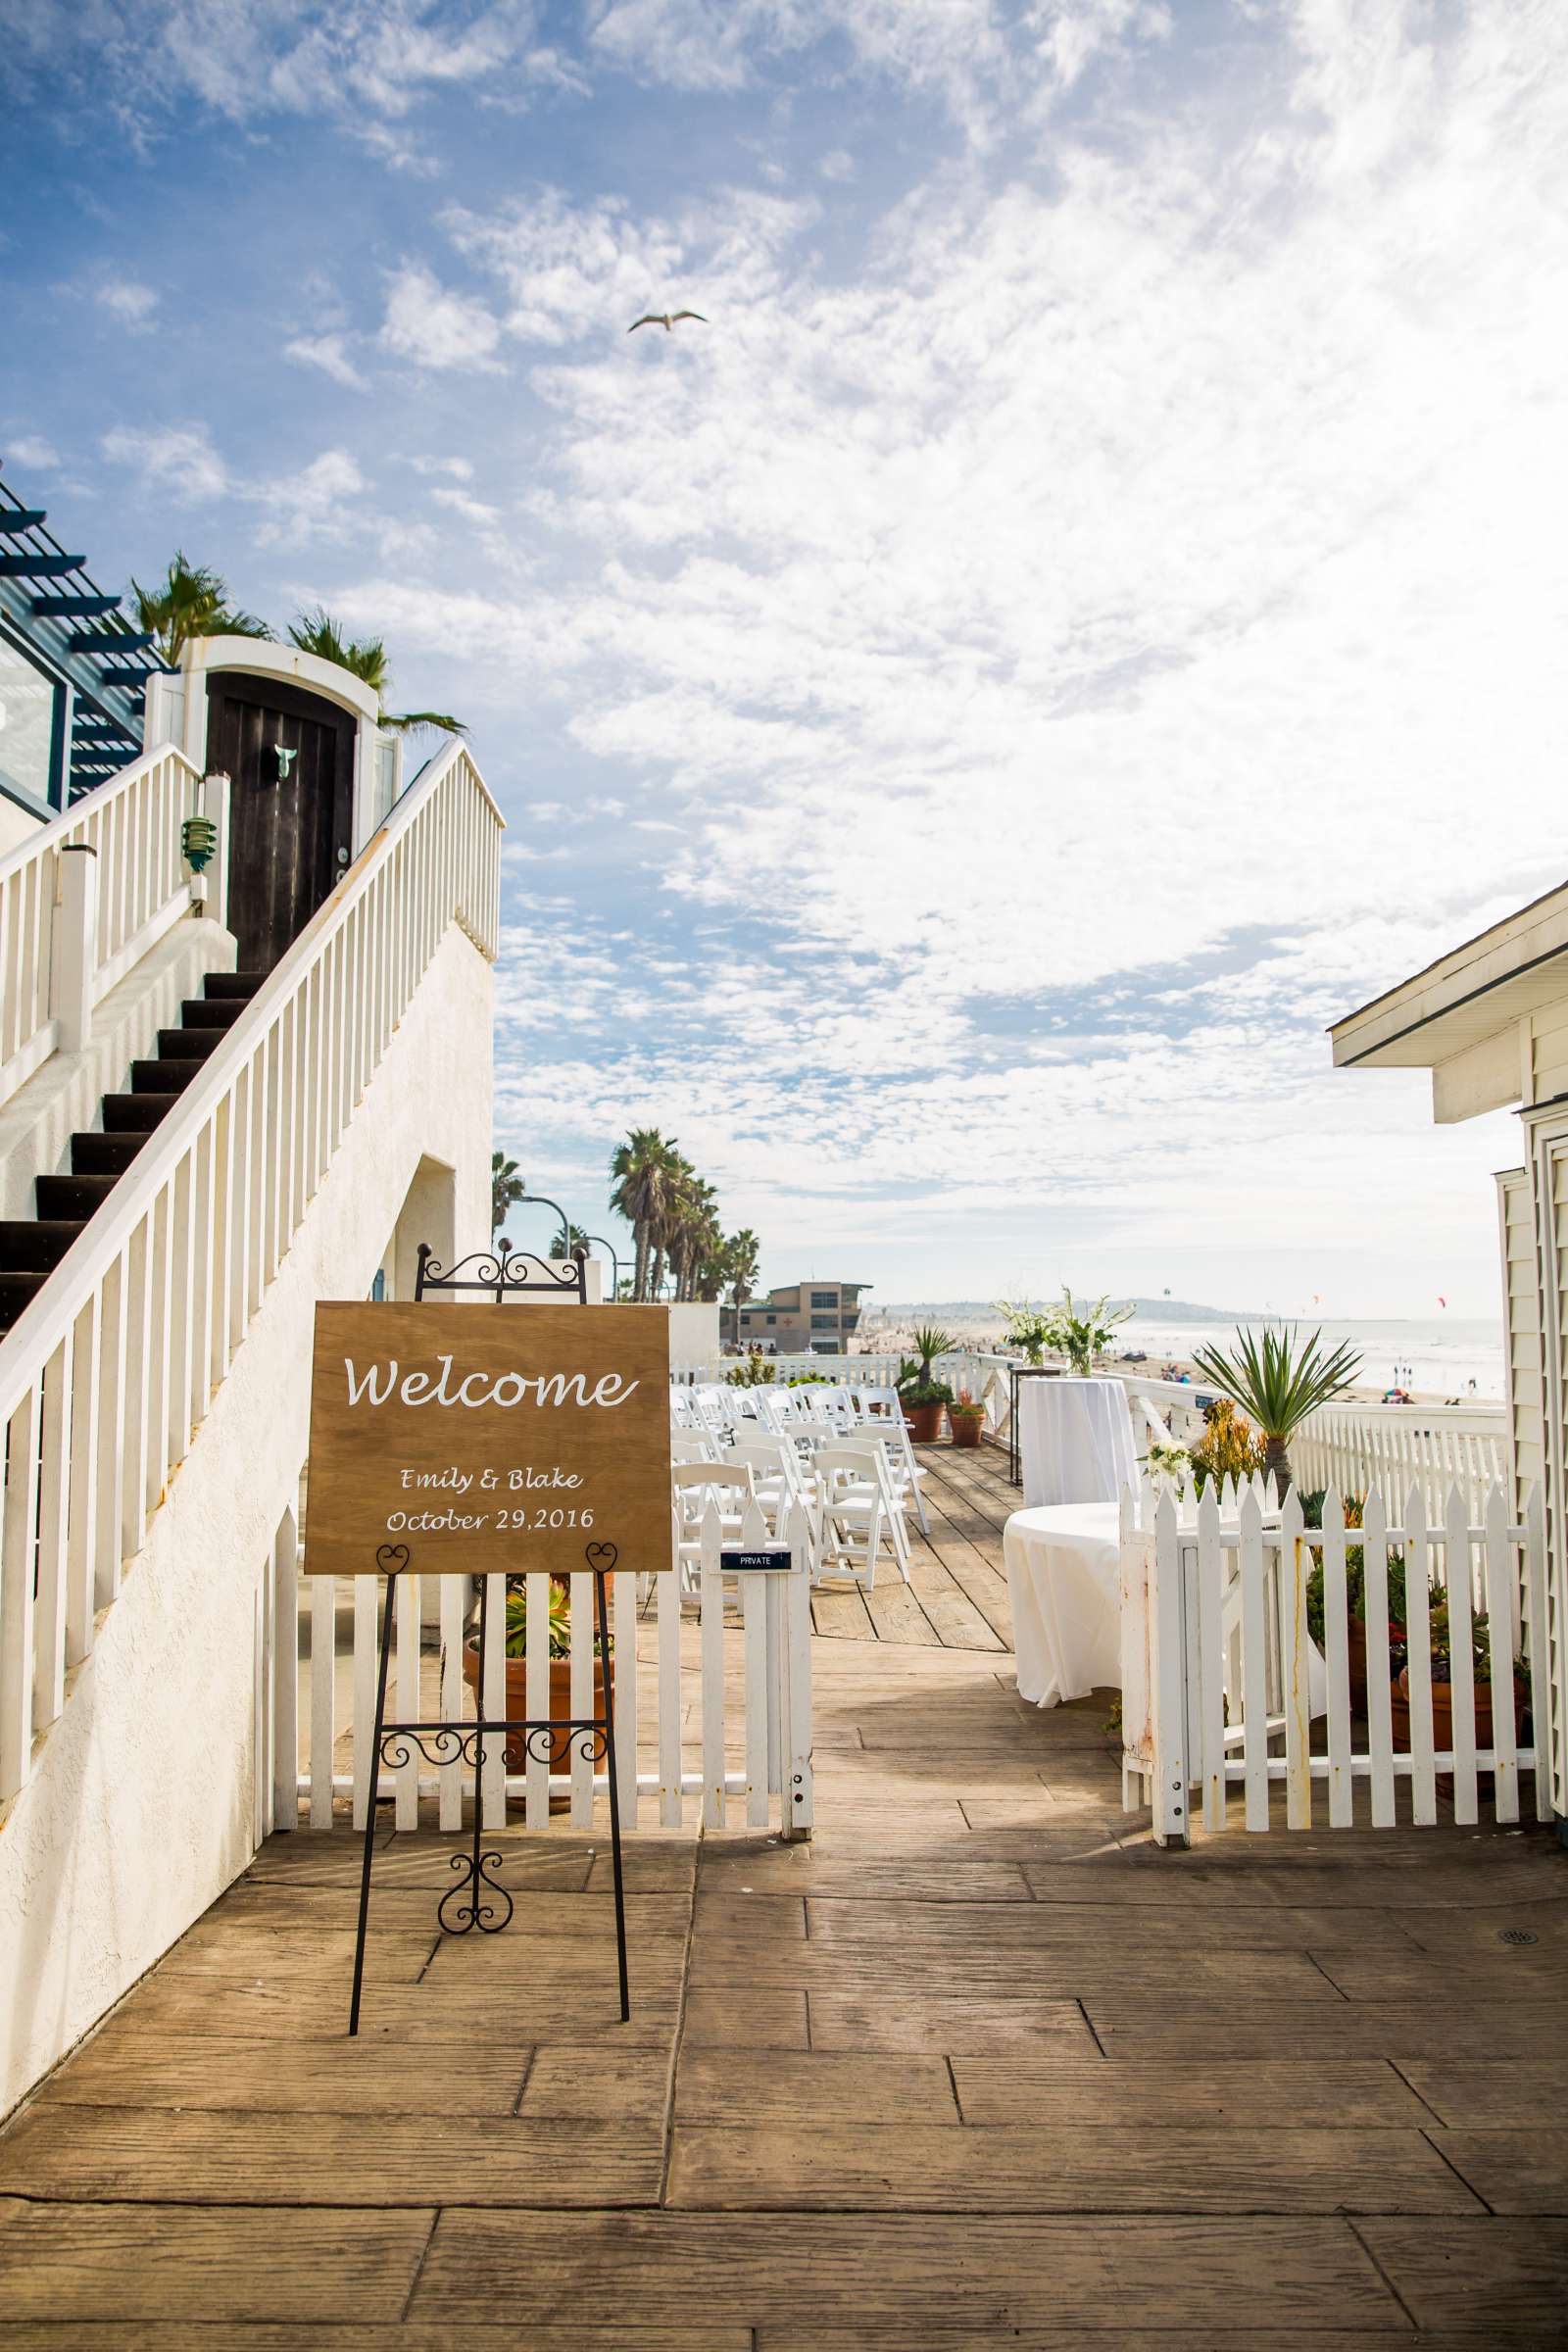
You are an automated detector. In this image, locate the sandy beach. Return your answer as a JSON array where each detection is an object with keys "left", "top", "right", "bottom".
[{"left": 858, "top": 1312, "right": 1503, "bottom": 1410}]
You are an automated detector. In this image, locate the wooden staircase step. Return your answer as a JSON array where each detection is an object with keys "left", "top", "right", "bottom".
[
  {"left": 0, "top": 1219, "right": 85, "bottom": 1272},
  {"left": 71, "top": 1131, "right": 145, "bottom": 1176},
  {"left": 130, "top": 1056, "right": 207, "bottom": 1096},
  {"left": 179, "top": 997, "right": 246, "bottom": 1030},
  {"left": 102, "top": 1093, "right": 179, "bottom": 1134},
  {"left": 156, "top": 1024, "right": 222, "bottom": 1060},
  {"left": 0, "top": 1271, "right": 47, "bottom": 1332}
]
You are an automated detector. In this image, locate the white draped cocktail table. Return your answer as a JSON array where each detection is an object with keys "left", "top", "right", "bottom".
[
  {"left": 1017, "top": 1374, "right": 1137, "bottom": 1509},
  {"left": 1004, "top": 1500, "right": 1123, "bottom": 1709}
]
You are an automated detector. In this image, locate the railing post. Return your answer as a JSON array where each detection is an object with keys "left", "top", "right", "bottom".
[
  {"left": 52, "top": 844, "right": 98, "bottom": 1054},
  {"left": 200, "top": 770, "right": 231, "bottom": 935}
]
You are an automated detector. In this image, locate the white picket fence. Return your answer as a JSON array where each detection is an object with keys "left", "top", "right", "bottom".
[
  {"left": 673, "top": 1352, "right": 1013, "bottom": 1435},
  {"left": 1121, "top": 1477, "right": 1549, "bottom": 1845},
  {"left": 1120, "top": 1373, "right": 1509, "bottom": 1519},
  {"left": 1292, "top": 1403, "right": 1510, "bottom": 1519},
  {"left": 273, "top": 1495, "right": 814, "bottom": 1839}
]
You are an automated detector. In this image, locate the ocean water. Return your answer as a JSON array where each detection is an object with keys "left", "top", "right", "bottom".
[{"left": 1113, "top": 1317, "right": 1505, "bottom": 1404}]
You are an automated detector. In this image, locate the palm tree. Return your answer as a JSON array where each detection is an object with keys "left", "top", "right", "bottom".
[
  {"left": 1190, "top": 1324, "right": 1362, "bottom": 1494},
  {"left": 491, "top": 1152, "right": 526, "bottom": 1239},
  {"left": 551, "top": 1221, "right": 590, "bottom": 1261},
  {"left": 649, "top": 1152, "right": 696, "bottom": 1301},
  {"left": 664, "top": 1165, "right": 721, "bottom": 1302},
  {"left": 609, "top": 1129, "right": 680, "bottom": 1301},
  {"left": 723, "top": 1228, "right": 760, "bottom": 1343},
  {"left": 287, "top": 608, "right": 466, "bottom": 735},
  {"left": 131, "top": 553, "right": 271, "bottom": 663}
]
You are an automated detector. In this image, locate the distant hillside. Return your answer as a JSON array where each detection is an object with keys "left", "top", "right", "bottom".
[{"left": 872, "top": 1297, "right": 1260, "bottom": 1325}]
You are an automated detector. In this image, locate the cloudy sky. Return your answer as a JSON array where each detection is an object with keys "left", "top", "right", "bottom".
[{"left": 5, "top": 1, "right": 1565, "bottom": 1315}]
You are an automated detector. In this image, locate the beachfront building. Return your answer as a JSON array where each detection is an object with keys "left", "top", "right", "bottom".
[
  {"left": 0, "top": 467, "right": 502, "bottom": 2113},
  {"left": 1332, "top": 882, "right": 1568, "bottom": 1818},
  {"left": 735, "top": 1276, "right": 869, "bottom": 1351}
]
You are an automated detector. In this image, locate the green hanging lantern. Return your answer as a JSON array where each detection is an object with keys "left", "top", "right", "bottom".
[{"left": 181, "top": 814, "right": 218, "bottom": 873}]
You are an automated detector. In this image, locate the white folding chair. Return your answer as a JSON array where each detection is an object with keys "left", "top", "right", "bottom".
[
  {"left": 809, "top": 1384, "right": 857, "bottom": 1434},
  {"left": 728, "top": 1434, "right": 821, "bottom": 1574},
  {"left": 814, "top": 1441, "right": 908, "bottom": 1591},
  {"left": 828, "top": 1433, "right": 912, "bottom": 1576},
  {"left": 853, "top": 1386, "right": 930, "bottom": 1535},
  {"left": 691, "top": 1384, "right": 738, "bottom": 1439},
  {"left": 671, "top": 1460, "right": 757, "bottom": 1593}
]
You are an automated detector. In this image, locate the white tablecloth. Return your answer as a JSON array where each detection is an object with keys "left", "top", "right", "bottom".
[
  {"left": 1005, "top": 1501, "right": 1122, "bottom": 1708},
  {"left": 1018, "top": 1375, "right": 1137, "bottom": 1508}
]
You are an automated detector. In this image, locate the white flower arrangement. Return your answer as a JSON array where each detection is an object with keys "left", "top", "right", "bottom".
[{"left": 1145, "top": 1439, "right": 1194, "bottom": 1493}]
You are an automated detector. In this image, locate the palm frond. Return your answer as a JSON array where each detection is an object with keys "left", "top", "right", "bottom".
[
  {"left": 383, "top": 709, "right": 467, "bottom": 735},
  {"left": 1190, "top": 1324, "right": 1361, "bottom": 1440}
]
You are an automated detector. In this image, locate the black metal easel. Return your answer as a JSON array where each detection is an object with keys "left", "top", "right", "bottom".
[{"left": 347, "top": 1241, "right": 629, "bottom": 2034}]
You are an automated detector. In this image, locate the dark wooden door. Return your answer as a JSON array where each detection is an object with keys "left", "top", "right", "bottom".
[{"left": 206, "top": 672, "right": 356, "bottom": 970}]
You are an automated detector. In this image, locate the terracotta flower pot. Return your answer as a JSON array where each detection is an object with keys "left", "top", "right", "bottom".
[
  {"left": 904, "top": 1401, "right": 946, "bottom": 1444},
  {"left": 949, "top": 1412, "right": 984, "bottom": 1449},
  {"left": 462, "top": 1640, "right": 611, "bottom": 1780},
  {"left": 1347, "top": 1616, "right": 1406, "bottom": 1712},
  {"left": 1394, "top": 1664, "right": 1524, "bottom": 1757}
]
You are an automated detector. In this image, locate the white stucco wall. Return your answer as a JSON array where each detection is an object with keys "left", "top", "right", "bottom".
[
  {"left": 0, "top": 922, "right": 492, "bottom": 2117},
  {"left": 669, "top": 1301, "right": 721, "bottom": 1360}
]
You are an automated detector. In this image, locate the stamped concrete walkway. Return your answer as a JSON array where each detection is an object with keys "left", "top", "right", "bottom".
[{"left": 2, "top": 1443, "right": 1567, "bottom": 2344}]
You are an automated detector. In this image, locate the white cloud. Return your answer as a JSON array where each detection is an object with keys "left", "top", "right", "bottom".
[
  {"left": 379, "top": 262, "right": 505, "bottom": 371},
  {"left": 586, "top": 0, "right": 1173, "bottom": 135},
  {"left": 372, "top": 0, "right": 1568, "bottom": 1308},
  {"left": 257, "top": 447, "right": 368, "bottom": 545},
  {"left": 95, "top": 278, "right": 159, "bottom": 327},
  {"left": 3, "top": 0, "right": 570, "bottom": 162},
  {"left": 283, "top": 332, "right": 369, "bottom": 391},
  {"left": 5, "top": 434, "right": 60, "bottom": 470},
  {"left": 99, "top": 422, "right": 227, "bottom": 499},
  {"left": 446, "top": 181, "right": 808, "bottom": 347}
]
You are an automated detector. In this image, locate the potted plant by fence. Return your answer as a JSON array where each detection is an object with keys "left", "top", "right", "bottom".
[
  {"left": 898, "top": 1325, "right": 957, "bottom": 1443},
  {"left": 948, "top": 1387, "right": 986, "bottom": 1449},
  {"left": 1190, "top": 1324, "right": 1361, "bottom": 1494},
  {"left": 1392, "top": 1598, "right": 1529, "bottom": 1766},
  {"left": 461, "top": 1577, "right": 612, "bottom": 1798},
  {"left": 1301, "top": 1494, "right": 1409, "bottom": 1708},
  {"left": 1040, "top": 1287, "right": 1134, "bottom": 1377},
  {"left": 1188, "top": 1397, "right": 1266, "bottom": 1495}
]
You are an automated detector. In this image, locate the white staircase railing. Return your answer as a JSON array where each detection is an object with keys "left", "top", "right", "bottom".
[
  {"left": 0, "top": 745, "right": 209, "bottom": 1104},
  {"left": 0, "top": 741, "right": 503, "bottom": 1805}
]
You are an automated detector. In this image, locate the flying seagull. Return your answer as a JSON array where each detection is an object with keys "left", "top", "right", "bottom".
[{"left": 628, "top": 311, "right": 707, "bottom": 332}]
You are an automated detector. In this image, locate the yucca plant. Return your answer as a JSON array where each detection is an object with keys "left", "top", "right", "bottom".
[
  {"left": 1190, "top": 1324, "right": 1361, "bottom": 1495},
  {"left": 897, "top": 1326, "right": 957, "bottom": 1408}
]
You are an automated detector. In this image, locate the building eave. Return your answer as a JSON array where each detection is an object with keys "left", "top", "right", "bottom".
[{"left": 1330, "top": 875, "right": 1568, "bottom": 1075}]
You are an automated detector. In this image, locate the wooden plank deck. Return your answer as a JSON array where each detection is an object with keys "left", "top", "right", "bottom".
[
  {"left": 4, "top": 1434, "right": 1568, "bottom": 2342},
  {"left": 809, "top": 1435, "right": 1014, "bottom": 1650}
]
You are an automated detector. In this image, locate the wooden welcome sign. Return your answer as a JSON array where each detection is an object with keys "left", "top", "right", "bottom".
[{"left": 305, "top": 1300, "right": 672, "bottom": 1578}]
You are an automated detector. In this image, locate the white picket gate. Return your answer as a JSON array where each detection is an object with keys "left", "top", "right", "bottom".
[
  {"left": 1121, "top": 1478, "right": 1550, "bottom": 1846},
  {"left": 272, "top": 1495, "right": 814, "bottom": 1840}
]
